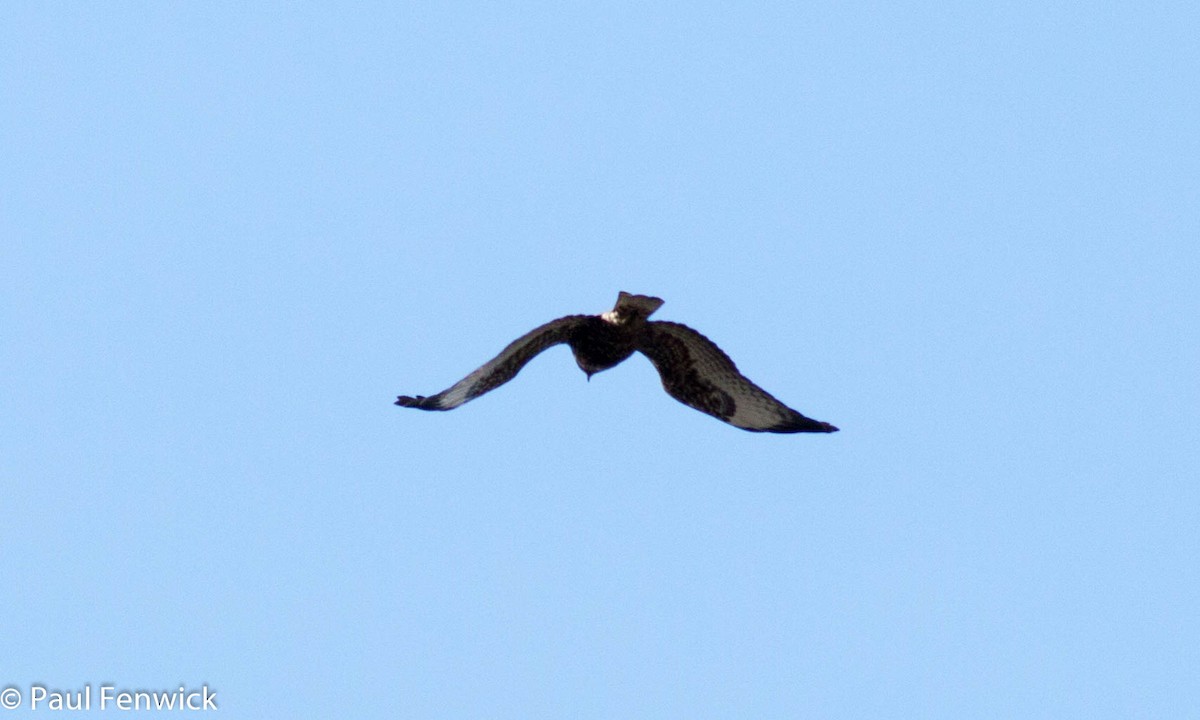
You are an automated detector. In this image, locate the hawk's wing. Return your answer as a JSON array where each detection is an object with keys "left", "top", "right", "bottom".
[
  {"left": 395, "top": 315, "right": 587, "bottom": 411},
  {"left": 636, "top": 321, "right": 838, "bottom": 433}
]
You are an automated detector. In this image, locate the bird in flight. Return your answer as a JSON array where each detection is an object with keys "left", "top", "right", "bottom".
[{"left": 395, "top": 292, "right": 838, "bottom": 434}]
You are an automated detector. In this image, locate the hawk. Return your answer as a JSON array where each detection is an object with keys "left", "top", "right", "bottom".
[{"left": 395, "top": 292, "right": 838, "bottom": 434}]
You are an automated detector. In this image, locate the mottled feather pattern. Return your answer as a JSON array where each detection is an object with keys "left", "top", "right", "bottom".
[
  {"left": 636, "top": 323, "right": 737, "bottom": 418},
  {"left": 638, "top": 322, "right": 835, "bottom": 433}
]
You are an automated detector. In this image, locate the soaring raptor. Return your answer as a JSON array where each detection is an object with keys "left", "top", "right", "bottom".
[{"left": 395, "top": 292, "right": 838, "bottom": 434}]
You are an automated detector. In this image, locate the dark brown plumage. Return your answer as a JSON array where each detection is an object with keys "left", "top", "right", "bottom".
[{"left": 395, "top": 292, "right": 838, "bottom": 433}]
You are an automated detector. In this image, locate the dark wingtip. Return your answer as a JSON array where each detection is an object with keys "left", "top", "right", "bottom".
[
  {"left": 395, "top": 394, "right": 449, "bottom": 411},
  {"left": 769, "top": 416, "right": 840, "bottom": 434}
]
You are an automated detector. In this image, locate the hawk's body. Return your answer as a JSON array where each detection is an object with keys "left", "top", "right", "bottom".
[{"left": 395, "top": 292, "right": 838, "bottom": 434}]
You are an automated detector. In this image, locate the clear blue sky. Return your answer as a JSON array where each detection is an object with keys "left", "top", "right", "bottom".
[{"left": 3, "top": 2, "right": 1197, "bottom": 718}]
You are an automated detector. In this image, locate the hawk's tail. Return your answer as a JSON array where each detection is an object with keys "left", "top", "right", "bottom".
[{"left": 615, "top": 291, "right": 665, "bottom": 320}]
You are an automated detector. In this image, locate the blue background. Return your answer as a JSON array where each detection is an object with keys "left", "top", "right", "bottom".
[{"left": 3, "top": 2, "right": 1197, "bottom": 717}]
